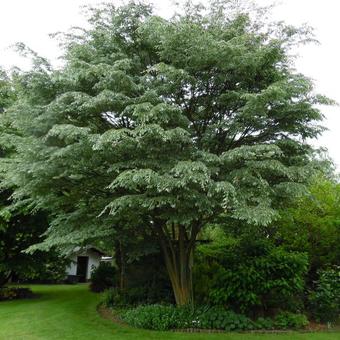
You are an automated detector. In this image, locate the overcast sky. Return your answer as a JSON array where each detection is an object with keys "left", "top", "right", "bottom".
[{"left": 1, "top": 0, "right": 339, "bottom": 168}]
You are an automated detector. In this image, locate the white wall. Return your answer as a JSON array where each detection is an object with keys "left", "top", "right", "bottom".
[
  {"left": 65, "top": 249, "right": 102, "bottom": 280},
  {"left": 86, "top": 250, "right": 101, "bottom": 280},
  {"left": 66, "top": 255, "right": 78, "bottom": 276}
]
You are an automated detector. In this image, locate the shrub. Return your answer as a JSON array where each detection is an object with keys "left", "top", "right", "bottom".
[
  {"left": 308, "top": 266, "right": 340, "bottom": 323},
  {"left": 273, "top": 311, "right": 309, "bottom": 329},
  {"left": 102, "top": 285, "right": 172, "bottom": 307},
  {"left": 0, "top": 287, "right": 34, "bottom": 301},
  {"left": 253, "top": 317, "right": 275, "bottom": 330},
  {"left": 194, "top": 236, "right": 308, "bottom": 315},
  {"left": 90, "top": 262, "right": 117, "bottom": 292},
  {"left": 102, "top": 287, "right": 136, "bottom": 307}
]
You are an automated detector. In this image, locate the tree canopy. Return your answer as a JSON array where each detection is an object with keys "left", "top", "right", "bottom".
[{"left": 0, "top": 1, "right": 330, "bottom": 304}]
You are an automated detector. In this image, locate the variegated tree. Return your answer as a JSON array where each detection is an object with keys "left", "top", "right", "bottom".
[{"left": 0, "top": 1, "right": 329, "bottom": 305}]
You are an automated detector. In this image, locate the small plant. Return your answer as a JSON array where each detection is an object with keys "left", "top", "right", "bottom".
[
  {"left": 101, "top": 287, "right": 152, "bottom": 307},
  {"left": 90, "top": 262, "right": 117, "bottom": 292},
  {"left": 0, "top": 287, "right": 34, "bottom": 301},
  {"left": 254, "top": 317, "right": 275, "bottom": 330},
  {"left": 273, "top": 311, "right": 309, "bottom": 329},
  {"left": 309, "top": 266, "right": 340, "bottom": 323},
  {"left": 194, "top": 306, "right": 254, "bottom": 331}
]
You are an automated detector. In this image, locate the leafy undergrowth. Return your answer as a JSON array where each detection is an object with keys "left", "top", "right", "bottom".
[{"left": 105, "top": 304, "right": 339, "bottom": 333}]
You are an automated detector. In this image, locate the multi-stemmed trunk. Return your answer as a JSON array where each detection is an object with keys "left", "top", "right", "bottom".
[{"left": 156, "top": 223, "right": 200, "bottom": 306}]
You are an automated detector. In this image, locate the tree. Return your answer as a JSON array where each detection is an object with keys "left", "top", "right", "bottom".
[
  {"left": 0, "top": 72, "right": 66, "bottom": 286},
  {"left": 275, "top": 176, "right": 340, "bottom": 277},
  {"left": 0, "top": 1, "right": 330, "bottom": 305},
  {"left": 0, "top": 69, "right": 16, "bottom": 113},
  {"left": 0, "top": 197, "right": 67, "bottom": 286}
]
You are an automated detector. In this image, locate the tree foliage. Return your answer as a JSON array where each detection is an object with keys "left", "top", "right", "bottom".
[
  {"left": 0, "top": 1, "right": 329, "bottom": 304},
  {"left": 274, "top": 176, "right": 340, "bottom": 276},
  {"left": 0, "top": 190, "right": 68, "bottom": 286}
]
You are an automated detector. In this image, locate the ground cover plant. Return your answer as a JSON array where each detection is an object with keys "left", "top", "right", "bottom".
[{"left": 120, "top": 304, "right": 310, "bottom": 331}]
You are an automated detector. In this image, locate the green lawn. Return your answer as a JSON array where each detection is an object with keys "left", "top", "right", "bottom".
[{"left": 0, "top": 285, "right": 338, "bottom": 340}]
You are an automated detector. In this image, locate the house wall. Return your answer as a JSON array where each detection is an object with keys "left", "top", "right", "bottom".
[
  {"left": 86, "top": 250, "right": 101, "bottom": 280},
  {"left": 66, "top": 254, "right": 78, "bottom": 276},
  {"left": 65, "top": 250, "right": 102, "bottom": 280}
]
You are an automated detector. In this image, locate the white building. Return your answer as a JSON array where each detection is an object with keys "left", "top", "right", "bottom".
[{"left": 65, "top": 246, "right": 105, "bottom": 282}]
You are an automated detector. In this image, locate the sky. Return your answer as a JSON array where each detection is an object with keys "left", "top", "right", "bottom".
[{"left": 0, "top": 0, "right": 339, "bottom": 167}]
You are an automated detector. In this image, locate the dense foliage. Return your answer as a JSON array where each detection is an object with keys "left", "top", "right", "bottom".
[
  {"left": 0, "top": 70, "right": 68, "bottom": 286},
  {"left": 276, "top": 177, "right": 340, "bottom": 277},
  {"left": 308, "top": 266, "right": 340, "bottom": 323},
  {"left": 0, "top": 69, "right": 16, "bottom": 112},
  {"left": 0, "top": 182, "right": 67, "bottom": 287},
  {"left": 90, "top": 262, "right": 117, "bottom": 292},
  {"left": 194, "top": 234, "right": 308, "bottom": 314}
]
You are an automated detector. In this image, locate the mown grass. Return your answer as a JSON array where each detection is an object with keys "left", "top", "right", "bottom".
[{"left": 0, "top": 284, "right": 338, "bottom": 340}]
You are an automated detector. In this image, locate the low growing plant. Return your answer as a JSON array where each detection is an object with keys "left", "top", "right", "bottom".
[
  {"left": 273, "top": 311, "right": 309, "bottom": 329},
  {"left": 101, "top": 287, "right": 151, "bottom": 307},
  {"left": 120, "top": 304, "right": 310, "bottom": 331},
  {"left": 121, "top": 304, "right": 193, "bottom": 331},
  {"left": 0, "top": 287, "right": 34, "bottom": 301}
]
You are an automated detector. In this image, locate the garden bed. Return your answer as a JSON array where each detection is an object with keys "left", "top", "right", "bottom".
[{"left": 98, "top": 304, "right": 339, "bottom": 334}]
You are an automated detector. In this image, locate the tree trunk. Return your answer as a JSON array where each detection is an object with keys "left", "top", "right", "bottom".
[
  {"left": 165, "top": 249, "right": 193, "bottom": 305},
  {"left": 0, "top": 271, "right": 12, "bottom": 287},
  {"left": 157, "top": 224, "right": 197, "bottom": 306},
  {"left": 115, "top": 241, "right": 127, "bottom": 290}
]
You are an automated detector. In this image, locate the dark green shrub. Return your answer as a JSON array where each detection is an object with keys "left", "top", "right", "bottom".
[
  {"left": 121, "top": 252, "right": 174, "bottom": 304},
  {"left": 194, "top": 236, "right": 308, "bottom": 315},
  {"left": 90, "top": 262, "right": 117, "bottom": 292},
  {"left": 273, "top": 311, "right": 309, "bottom": 329},
  {"left": 309, "top": 266, "right": 340, "bottom": 323},
  {"left": 253, "top": 317, "right": 275, "bottom": 330},
  {"left": 0, "top": 287, "right": 34, "bottom": 301},
  {"left": 101, "top": 287, "right": 120, "bottom": 307},
  {"left": 101, "top": 286, "right": 158, "bottom": 307}
]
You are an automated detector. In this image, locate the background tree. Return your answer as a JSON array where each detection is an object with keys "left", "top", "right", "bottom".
[
  {"left": 274, "top": 175, "right": 340, "bottom": 278},
  {"left": 0, "top": 201, "right": 68, "bottom": 286},
  {"left": 0, "top": 1, "right": 330, "bottom": 304},
  {"left": 0, "top": 69, "right": 16, "bottom": 113},
  {"left": 0, "top": 71, "right": 67, "bottom": 286}
]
